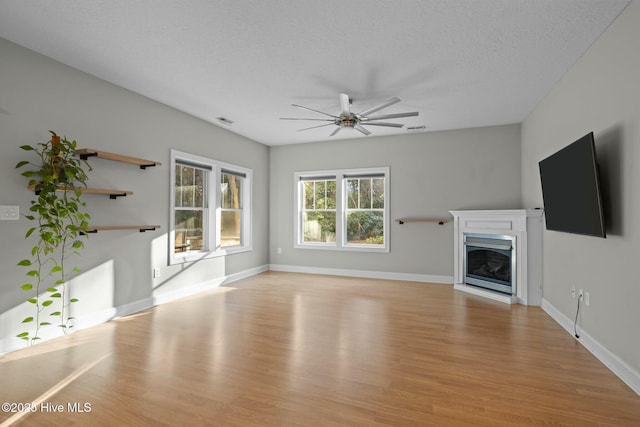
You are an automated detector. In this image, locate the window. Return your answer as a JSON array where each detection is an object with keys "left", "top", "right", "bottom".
[
  {"left": 301, "top": 178, "right": 336, "bottom": 243},
  {"left": 220, "top": 170, "right": 244, "bottom": 247},
  {"left": 294, "top": 167, "right": 389, "bottom": 252},
  {"left": 170, "top": 150, "right": 252, "bottom": 264},
  {"left": 345, "top": 175, "right": 385, "bottom": 245}
]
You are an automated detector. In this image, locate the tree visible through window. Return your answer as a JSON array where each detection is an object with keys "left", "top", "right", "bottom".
[
  {"left": 302, "top": 179, "right": 336, "bottom": 243},
  {"left": 174, "top": 163, "right": 207, "bottom": 252},
  {"left": 346, "top": 176, "right": 385, "bottom": 245}
]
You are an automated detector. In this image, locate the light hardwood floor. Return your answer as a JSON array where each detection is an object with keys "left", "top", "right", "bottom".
[{"left": 1, "top": 271, "right": 640, "bottom": 426}]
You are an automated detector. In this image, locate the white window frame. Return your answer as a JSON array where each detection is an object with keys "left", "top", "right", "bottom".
[
  {"left": 293, "top": 167, "right": 390, "bottom": 253},
  {"left": 170, "top": 150, "right": 252, "bottom": 265}
]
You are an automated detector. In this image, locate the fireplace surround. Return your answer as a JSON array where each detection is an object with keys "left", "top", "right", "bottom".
[{"left": 450, "top": 209, "right": 543, "bottom": 305}]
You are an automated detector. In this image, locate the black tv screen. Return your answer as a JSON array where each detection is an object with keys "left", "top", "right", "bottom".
[{"left": 538, "top": 132, "right": 606, "bottom": 238}]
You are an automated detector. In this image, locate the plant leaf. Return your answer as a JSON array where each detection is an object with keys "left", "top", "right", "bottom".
[
  {"left": 20, "top": 284, "right": 33, "bottom": 291},
  {"left": 19, "top": 144, "right": 34, "bottom": 151},
  {"left": 15, "top": 160, "right": 30, "bottom": 168},
  {"left": 50, "top": 311, "right": 61, "bottom": 316},
  {"left": 28, "top": 298, "right": 37, "bottom": 304},
  {"left": 46, "top": 287, "right": 57, "bottom": 293},
  {"left": 17, "top": 259, "right": 32, "bottom": 267},
  {"left": 70, "top": 298, "right": 79, "bottom": 303},
  {"left": 50, "top": 293, "right": 61, "bottom": 298},
  {"left": 42, "top": 300, "right": 53, "bottom": 307},
  {"left": 39, "top": 322, "right": 51, "bottom": 326},
  {"left": 21, "top": 317, "right": 33, "bottom": 323},
  {"left": 16, "top": 332, "right": 29, "bottom": 338}
]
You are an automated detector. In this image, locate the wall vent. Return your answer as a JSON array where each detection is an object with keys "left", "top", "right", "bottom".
[{"left": 217, "top": 117, "right": 234, "bottom": 126}]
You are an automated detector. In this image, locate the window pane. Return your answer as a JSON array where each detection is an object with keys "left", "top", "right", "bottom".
[
  {"left": 315, "top": 181, "right": 326, "bottom": 209},
  {"left": 372, "top": 178, "right": 385, "bottom": 209},
  {"left": 194, "top": 168, "right": 205, "bottom": 206},
  {"left": 221, "top": 210, "right": 241, "bottom": 247},
  {"left": 175, "top": 165, "right": 205, "bottom": 208},
  {"left": 359, "top": 178, "right": 372, "bottom": 209},
  {"left": 175, "top": 210, "right": 204, "bottom": 252},
  {"left": 304, "top": 181, "right": 314, "bottom": 209},
  {"left": 303, "top": 180, "right": 336, "bottom": 210},
  {"left": 303, "top": 211, "right": 336, "bottom": 243},
  {"left": 347, "top": 179, "right": 358, "bottom": 209},
  {"left": 346, "top": 211, "right": 384, "bottom": 245},
  {"left": 326, "top": 180, "right": 336, "bottom": 209},
  {"left": 221, "top": 173, "right": 242, "bottom": 209}
]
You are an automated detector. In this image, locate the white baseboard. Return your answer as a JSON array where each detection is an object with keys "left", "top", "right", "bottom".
[
  {"left": 541, "top": 298, "right": 640, "bottom": 396},
  {"left": 151, "top": 264, "right": 268, "bottom": 306},
  {"left": 269, "top": 264, "right": 453, "bottom": 284}
]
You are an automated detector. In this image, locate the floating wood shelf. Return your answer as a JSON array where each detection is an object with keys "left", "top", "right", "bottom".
[
  {"left": 395, "top": 218, "right": 448, "bottom": 225},
  {"left": 81, "top": 225, "right": 161, "bottom": 234},
  {"left": 28, "top": 184, "right": 133, "bottom": 199},
  {"left": 76, "top": 148, "right": 161, "bottom": 169}
]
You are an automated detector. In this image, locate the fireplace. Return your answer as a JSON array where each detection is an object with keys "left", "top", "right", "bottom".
[
  {"left": 464, "top": 233, "right": 515, "bottom": 295},
  {"left": 450, "top": 210, "right": 542, "bottom": 305}
]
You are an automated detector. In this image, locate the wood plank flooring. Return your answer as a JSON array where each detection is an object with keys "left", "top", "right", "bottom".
[{"left": 1, "top": 271, "right": 640, "bottom": 426}]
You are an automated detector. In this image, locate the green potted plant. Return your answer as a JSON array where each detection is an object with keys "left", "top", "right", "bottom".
[{"left": 15, "top": 131, "right": 92, "bottom": 345}]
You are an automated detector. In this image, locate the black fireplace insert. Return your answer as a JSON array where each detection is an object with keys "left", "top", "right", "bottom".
[{"left": 463, "top": 233, "right": 515, "bottom": 295}]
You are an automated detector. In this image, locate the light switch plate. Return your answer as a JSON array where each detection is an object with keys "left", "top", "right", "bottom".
[{"left": 0, "top": 205, "right": 19, "bottom": 220}]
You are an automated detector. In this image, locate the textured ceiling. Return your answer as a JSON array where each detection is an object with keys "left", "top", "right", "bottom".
[{"left": 0, "top": 0, "right": 630, "bottom": 146}]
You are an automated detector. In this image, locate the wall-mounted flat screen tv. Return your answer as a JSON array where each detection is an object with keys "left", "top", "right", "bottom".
[{"left": 538, "top": 132, "right": 606, "bottom": 238}]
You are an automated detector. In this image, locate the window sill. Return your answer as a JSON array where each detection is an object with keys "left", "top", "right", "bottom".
[
  {"left": 294, "top": 243, "right": 388, "bottom": 253},
  {"left": 170, "top": 245, "right": 252, "bottom": 265}
]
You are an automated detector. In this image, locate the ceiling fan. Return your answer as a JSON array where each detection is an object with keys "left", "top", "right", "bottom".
[{"left": 281, "top": 93, "right": 419, "bottom": 136}]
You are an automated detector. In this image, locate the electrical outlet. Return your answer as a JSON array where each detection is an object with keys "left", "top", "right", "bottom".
[
  {"left": 571, "top": 286, "right": 576, "bottom": 299},
  {"left": 584, "top": 291, "right": 591, "bottom": 307},
  {"left": 0, "top": 205, "right": 19, "bottom": 220},
  {"left": 579, "top": 288, "right": 584, "bottom": 300},
  {"left": 153, "top": 268, "right": 160, "bottom": 278}
]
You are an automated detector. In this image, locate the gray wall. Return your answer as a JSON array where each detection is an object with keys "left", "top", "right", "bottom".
[
  {"left": 270, "top": 125, "right": 522, "bottom": 276},
  {"left": 0, "top": 38, "right": 269, "bottom": 347},
  {"left": 521, "top": 2, "right": 640, "bottom": 373}
]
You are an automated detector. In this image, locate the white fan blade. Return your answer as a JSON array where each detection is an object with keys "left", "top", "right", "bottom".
[
  {"left": 281, "top": 118, "right": 334, "bottom": 121},
  {"left": 339, "top": 93, "right": 351, "bottom": 116},
  {"left": 361, "top": 122, "right": 404, "bottom": 128},
  {"left": 357, "top": 97, "right": 401, "bottom": 117},
  {"left": 292, "top": 104, "right": 338, "bottom": 118},
  {"left": 354, "top": 125, "right": 371, "bottom": 136},
  {"left": 330, "top": 127, "right": 342, "bottom": 136},
  {"left": 364, "top": 112, "right": 419, "bottom": 121},
  {"left": 297, "top": 123, "right": 336, "bottom": 132}
]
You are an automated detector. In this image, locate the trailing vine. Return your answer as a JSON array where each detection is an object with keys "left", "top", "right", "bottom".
[{"left": 15, "top": 131, "right": 91, "bottom": 345}]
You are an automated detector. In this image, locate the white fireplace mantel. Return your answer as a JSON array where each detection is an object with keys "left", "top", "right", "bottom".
[{"left": 449, "top": 209, "right": 543, "bottom": 305}]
